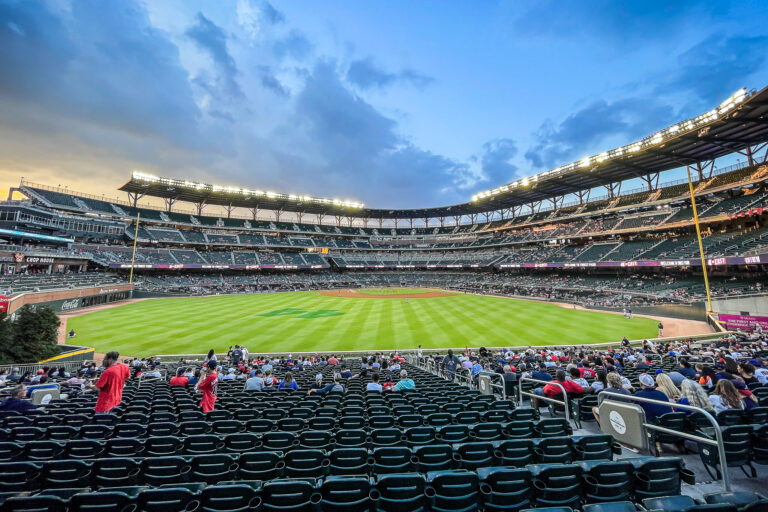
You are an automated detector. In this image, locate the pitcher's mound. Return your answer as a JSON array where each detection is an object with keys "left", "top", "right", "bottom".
[{"left": 319, "top": 289, "right": 455, "bottom": 299}]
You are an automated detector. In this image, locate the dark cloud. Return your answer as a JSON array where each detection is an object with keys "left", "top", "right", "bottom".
[
  {"left": 478, "top": 139, "right": 519, "bottom": 184},
  {"left": 0, "top": 0, "right": 203, "bottom": 150},
  {"left": 524, "top": 98, "right": 676, "bottom": 169},
  {"left": 272, "top": 29, "right": 313, "bottom": 60},
  {"left": 260, "top": 1, "right": 285, "bottom": 25},
  {"left": 257, "top": 66, "right": 289, "bottom": 97},
  {"left": 660, "top": 34, "right": 768, "bottom": 105},
  {"left": 514, "top": 0, "right": 723, "bottom": 44},
  {"left": 290, "top": 61, "right": 469, "bottom": 207},
  {"left": 346, "top": 58, "right": 434, "bottom": 90},
  {"left": 186, "top": 13, "right": 243, "bottom": 99}
]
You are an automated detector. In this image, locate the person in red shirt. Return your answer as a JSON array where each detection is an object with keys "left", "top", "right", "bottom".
[
  {"left": 541, "top": 370, "right": 585, "bottom": 397},
  {"left": 327, "top": 355, "right": 339, "bottom": 365},
  {"left": 89, "top": 351, "right": 130, "bottom": 413},
  {"left": 169, "top": 368, "right": 189, "bottom": 387},
  {"left": 197, "top": 361, "right": 218, "bottom": 413}
]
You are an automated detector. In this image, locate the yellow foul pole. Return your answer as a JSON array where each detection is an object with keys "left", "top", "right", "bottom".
[
  {"left": 129, "top": 212, "right": 141, "bottom": 285},
  {"left": 686, "top": 166, "right": 713, "bottom": 313}
]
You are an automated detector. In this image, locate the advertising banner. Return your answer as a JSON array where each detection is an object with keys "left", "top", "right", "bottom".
[{"left": 718, "top": 313, "right": 768, "bottom": 331}]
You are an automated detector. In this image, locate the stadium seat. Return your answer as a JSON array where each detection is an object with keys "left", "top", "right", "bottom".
[
  {"left": 199, "top": 483, "right": 261, "bottom": 512},
  {"left": 283, "top": 449, "right": 330, "bottom": 478},
  {"left": 534, "top": 436, "right": 573, "bottom": 464},
  {"left": 136, "top": 487, "right": 199, "bottom": 512},
  {"left": 191, "top": 454, "right": 240, "bottom": 484},
  {"left": 40, "top": 459, "right": 93, "bottom": 489},
  {"left": 579, "top": 460, "right": 634, "bottom": 503},
  {"left": 528, "top": 463, "right": 583, "bottom": 509},
  {"left": 320, "top": 475, "right": 374, "bottom": 512},
  {"left": 413, "top": 444, "right": 454, "bottom": 472},
  {"left": 260, "top": 478, "right": 321, "bottom": 512},
  {"left": 372, "top": 446, "right": 414, "bottom": 474},
  {"left": 425, "top": 469, "right": 480, "bottom": 512},
  {"left": 453, "top": 442, "right": 494, "bottom": 470},
  {"left": 142, "top": 456, "right": 192, "bottom": 486},
  {"left": 238, "top": 451, "right": 284, "bottom": 481},
  {"left": 93, "top": 457, "right": 141, "bottom": 487},
  {"left": 328, "top": 447, "right": 369, "bottom": 475},
  {"left": 477, "top": 466, "right": 532, "bottom": 512},
  {"left": 699, "top": 425, "right": 757, "bottom": 479}
]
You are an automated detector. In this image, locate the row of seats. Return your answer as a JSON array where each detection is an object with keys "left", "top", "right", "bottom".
[
  {"left": 0, "top": 457, "right": 696, "bottom": 511},
  {"left": 0, "top": 419, "right": 577, "bottom": 461}
]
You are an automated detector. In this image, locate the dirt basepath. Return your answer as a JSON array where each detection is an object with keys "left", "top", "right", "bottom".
[
  {"left": 546, "top": 300, "right": 714, "bottom": 338},
  {"left": 318, "top": 289, "right": 455, "bottom": 299}
]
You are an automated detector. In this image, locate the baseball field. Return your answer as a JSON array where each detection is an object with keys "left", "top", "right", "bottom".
[{"left": 65, "top": 288, "right": 660, "bottom": 356}]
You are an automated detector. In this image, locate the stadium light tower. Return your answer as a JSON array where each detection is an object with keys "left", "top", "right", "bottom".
[{"left": 686, "top": 165, "right": 713, "bottom": 314}]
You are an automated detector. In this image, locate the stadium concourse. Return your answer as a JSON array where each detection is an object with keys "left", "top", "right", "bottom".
[{"left": 0, "top": 337, "right": 767, "bottom": 512}]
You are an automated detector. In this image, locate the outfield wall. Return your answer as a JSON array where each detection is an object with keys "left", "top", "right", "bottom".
[
  {"left": 712, "top": 293, "right": 768, "bottom": 316},
  {"left": 3, "top": 283, "right": 134, "bottom": 316}
]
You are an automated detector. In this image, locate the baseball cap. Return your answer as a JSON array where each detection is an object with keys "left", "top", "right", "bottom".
[
  {"left": 638, "top": 374, "right": 654, "bottom": 387},
  {"left": 655, "top": 369, "right": 664, "bottom": 375},
  {"left": 228, "top": 368, "right": 235, "bottom": 373},
  {"left": 315, "top": 374, "right": 323, "bottom": 380}
]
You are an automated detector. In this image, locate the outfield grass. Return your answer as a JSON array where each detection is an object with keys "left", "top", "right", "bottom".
[
  {"left": 66, "top": 290, "right": 658, "bottom": 356},
  {"left": 355, "top": 287, "right": 442, "bottom": 295}
]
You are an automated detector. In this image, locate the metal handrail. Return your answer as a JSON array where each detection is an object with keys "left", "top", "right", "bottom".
[
  {"left": 486, "top": 373, "right": 507, "bottom": 400},
  {"left": 518, "top": 377, "right": 570, "bottom": 423},
  {"left": 599, "top": 390, "right": 730, "bottom": 491}
]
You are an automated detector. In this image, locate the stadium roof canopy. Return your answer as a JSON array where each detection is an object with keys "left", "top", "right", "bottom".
[{"left": 120, "top": 86, "right": 768, "bottom": 220}]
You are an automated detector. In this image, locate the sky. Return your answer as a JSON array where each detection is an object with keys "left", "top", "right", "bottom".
[{"left": 1, "top": 0, "right": 767, "bottom": 211}]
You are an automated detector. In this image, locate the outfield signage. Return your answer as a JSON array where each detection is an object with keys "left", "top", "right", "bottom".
[
  {"left": 496, "top": 252, "right": 768, "bottom": 269},
  {"left": 718, "top": 313, "right": 768, "bottom": 331},
  {"left": 109, "top": 263, "right": 330, "bottom": 270}
]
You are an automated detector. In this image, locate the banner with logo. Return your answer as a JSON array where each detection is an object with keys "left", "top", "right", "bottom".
[{"left": 718, "top": 313, "right": 768, "bottom": 331}]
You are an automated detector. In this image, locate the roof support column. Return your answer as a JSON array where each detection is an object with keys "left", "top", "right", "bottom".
[
  {"left": 604, "top": 182, "right": 620, "bottom": 199},
  {"left": 363, "top": 218, "right": 369, "bottom": 228},
  {"left": 469, "top": 213, "right": 477, "bottom": 224},
  {"left": 164, "top": 197, "right": 176, "bottom": 212},
  {"left": 194, "top": 201, "right": 206, "bottom": 217},
  {"left": 249, "top": 207, "right": 259, "bottom": 221},
  {"left": 394, "top": 218, "right": 399, "bottom": 229},
  {"left": 641, "top": 173, "right": 660, "bottom": 191},
  {"left": 575, "top": 190, "right": 589, "bottom": 205},
  {"left": 439, "top": 216, "right": 445, "bottom": 227},
  {"left": 334, "top": 215, "right": 342, "bottom": 227},
  {"left": 424, "top": 218, "right": 429, "bottom": 229},
  {"left": 347, "top": 216, "right": 354, "bottom": 227},
  {"left": 274, "top": 209, "right": 282, "bottom": 222},
  {"left": 483, "top": 212, "right": 492, "bottom": 223},
  {"left": 224, "top": 204, "right": 234, "bottom": 219},
  {"left": 317, "top": 213, "right": 325, "bottom": 226},
  {"left": 453, "top": 215, "right": 461, "bottom": 227},
  {"left": 127, "top": 192, "right": 145, "bottom": 208},
  {"left": 296, "top": 212, "right": 303, "bottom": 224},
  {"left": 378, "top": 217, "right": 383, "bottom": 229}
]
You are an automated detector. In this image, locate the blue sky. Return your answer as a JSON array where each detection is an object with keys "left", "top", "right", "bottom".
[{"left": 1, "top": 0, "right": 767, "bottom": 210}]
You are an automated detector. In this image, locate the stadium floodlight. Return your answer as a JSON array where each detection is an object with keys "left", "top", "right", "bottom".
[
  {"left": 130, "top": 171, "right": 365, "bottom": 208},
  {"left": 470, "top": 87, "right": 750, "bottom": 202}
]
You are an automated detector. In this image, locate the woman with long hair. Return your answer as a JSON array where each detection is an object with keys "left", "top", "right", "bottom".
[
  {"left": 590, "top": 369, "right": 609, "bottom": 391},
  {"left": 699, "top": 366, "right": 718, "bottom": 389},
  {"left": 655, "top": 373, "right": 680, "bottom": 400},
  {"left": 709, "top": 379, "right": 743, "bottom": 414},
  {"left": 677, "top": 379, "right": 714, "bottom": 412},
  {"left": 204, "top": 349, "right": 217, "bottom": 364},
  {"left": 279, "top": 371, "right": 299, "bottom": 391}
]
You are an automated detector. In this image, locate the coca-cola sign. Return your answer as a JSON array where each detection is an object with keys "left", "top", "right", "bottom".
[{"left": 60, "top": 299, "right": 80, "bottom": 311}]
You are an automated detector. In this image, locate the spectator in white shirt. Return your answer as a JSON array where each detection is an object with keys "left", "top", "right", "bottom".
[{"left": 366, "top": 373, "right": 383, "bottom": 392}]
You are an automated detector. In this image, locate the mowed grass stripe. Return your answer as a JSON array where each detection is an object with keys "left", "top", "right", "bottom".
[{"left": 67, "top": 290, "right": 658, "bottom": 355}]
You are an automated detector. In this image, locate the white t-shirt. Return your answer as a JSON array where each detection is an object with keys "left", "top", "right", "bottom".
[
  {"left": 709, "top": 395, "right": 743, "bottom": 414},
  {"left": 366, "top": 382, "right": 383, "bottom": 391},
  {"left": 754, "top": 368, "right": 768, "bottom": 385}
]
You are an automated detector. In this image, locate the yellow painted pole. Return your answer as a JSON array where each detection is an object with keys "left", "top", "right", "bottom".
[
  {"left": 686, "top": 165, "right": 713, "bottom": 313},
  {"left": 129, "top": 212, "right": 140, "bottom": 285}
]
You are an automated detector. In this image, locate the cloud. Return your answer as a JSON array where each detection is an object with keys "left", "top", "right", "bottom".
[
  {"left": 524, "top": 97, "right": 676, "bottom": 169},
  {"left": 514, "top": 0, "right": 721, "bottom": 44},
  {"left": 272, "top": 29, "right": 313, "bottom": 60},
  {"left": 257, "top": 66, "right": 289, "bottom": 97},
  {"left": 477, "top": 139, "right": 519, "bottom": 185},
  {"left": 0, "top": 0, "right": 203, "bottom": 151},
  {"left": 346, "top": 57, "right": 434, "bottom": 90},
  {"left": 186, "top": 13, "right": 243, "bottom": 99},
  {"left": 260, "top": 1, "right": 285, "bottom": 25},
  {"left": 660, "top": 34, "right": 768, "bottom": 105},
  {"left": 289, "top": 61, "right": 471, "bottom": 207}
]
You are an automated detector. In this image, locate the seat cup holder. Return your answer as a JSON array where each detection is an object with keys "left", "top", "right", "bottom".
[
  {"left": 310, "top": 492, "right": 322, "bottom": 505},
  {"left": 367, "top": 457, "right": 376, "bottom": 465},
  {"left": 248, "top": 496, "right": 262, "bottom": 512},
  {"left": 479, "top": 483, "right": 493, "bottom": 496},
  {"left": 321, "top": 459, "right": 331, "bottom": 467},
  {"left": 410, "top": 456, "right": 419, "bottom": 464},
  {"left": 185, "top": 499, "right": 200, "bottom": 512},
  {"left": 275, "top": 461, "right": 286, "bottom": 470},
  {"left": 424, "top": 486, "right": 436, "bottom": 498},
  {"left": 369, "top": 489, "right": 381, "bottom": 501},
  {"left": 229, "top": 463, "right": 240, "bottom": 472},
  {"left": 681, "top": 468, "right": 696, "bottom": 484},
  {"left": 291, "top": 439, "right": 300, "bottom": 446},
  {"left": 452, "top": 453, "right": 462, "bottom": 462},
  {"left": 532, "top": 479, "right": 546, "bottom": 491}
]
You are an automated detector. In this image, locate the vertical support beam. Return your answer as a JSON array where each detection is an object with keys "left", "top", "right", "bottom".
[
  {"left": 439, "top": 217, "right": 445, "bottom": 227},
  {"left": 335, "top": 215, "right": 342, "bottom": 227},
  {"left": 195, "top": 202, "right": 206, "bottom": 217},
  {"left": 318, "top": 213, "right": 325, "bottom": 226},
  {"left": 378, "top": 217, "right": 383, "bottom": 229},
  {"left": 483, "top": 212, "right": 491, "bottom": 223},
  {"left": 296, "top": 212, "right": 303, "bottom": 224},
  {"left": 424, "top": 218, "right": 429, "bottom": 229},
  {"left": 686, "top": 165, "right": 713, "bottom": 313},
  {"left": 453, "top": 215, "right": 461, "bottom": 227},
  {"left": 274, "top": 209, "right": 282, "bottom": 223},
  {"left": 225, "top": 204, "right": 233, "bottom": 219},
  {"left": 249, "top": 207, "right": 259, "bottom": 221},
  {"left": 409, "top": 218, "right": 413, "bottom": 229},
  {"left": 164, "top": 197, "right": 176, "bottom": 212},
  {"left": 363, "top": 218, "right": 369, "bottom": 228},
  {"left": 347, "top": 216, "right": 354, "bottom": 227},
  {"left": 394, "top": 218, "right": 399, "bottom": 229},
  {"left": 746, "top": 145, "right": 754, "bottom": 167}
]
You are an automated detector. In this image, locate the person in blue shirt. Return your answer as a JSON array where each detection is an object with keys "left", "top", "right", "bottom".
[
  {"left": 471, "top": 361, "right": 483, "bottom": 377},
  {"left": 278, "top": 372, "right": 299, "bottom": 391},
  {"left": 0, "top": 385, "right": 38, "bottom": 413},
  {"left": 531, "top": 363, "right": 552, "bottom": 382},
  {"left": 633, "top": 374, "right": 672, "bottom": 422}
]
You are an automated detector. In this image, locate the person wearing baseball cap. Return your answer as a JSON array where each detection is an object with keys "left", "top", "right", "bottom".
[
  {"left": 310, "top": 374, "right": 324, "bottom": 390},
  {"left": 244, "top": 368, "right": 264, "bottom": 391},
  {"left": 633, "top": 373, "right": 671, "bottom": 423}
]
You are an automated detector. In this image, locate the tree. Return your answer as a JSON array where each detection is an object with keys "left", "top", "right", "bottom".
[
  {"left": 0, "top": 312, "right": 13, "bottom": 364},
  {"left": 0, "top": 306, "right": 61, "bottom": 364}
]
